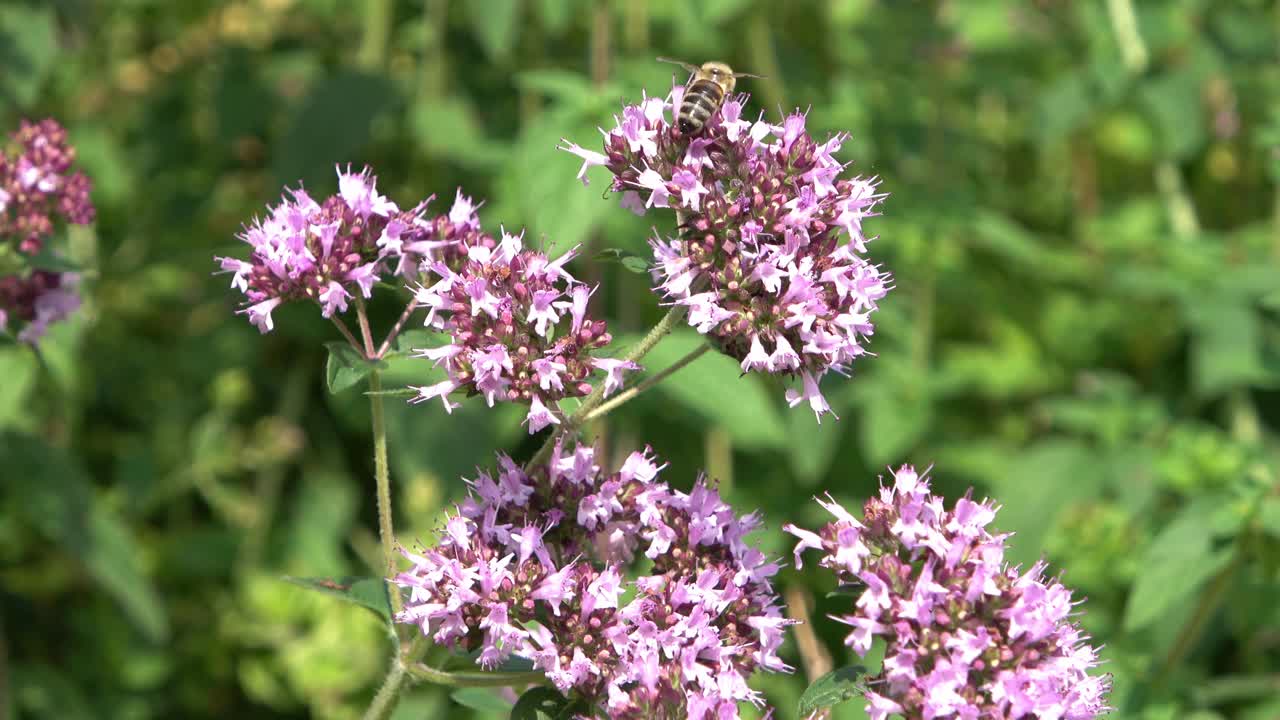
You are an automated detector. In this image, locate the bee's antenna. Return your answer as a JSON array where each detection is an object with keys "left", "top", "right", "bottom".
[
  {"left": 656, "top": 56, "right": 699, "bottom": 73},
  {"left": 733, "top": 71, "right": 767, "bottom": 80}
]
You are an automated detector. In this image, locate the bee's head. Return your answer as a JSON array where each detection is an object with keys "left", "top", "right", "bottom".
[{"left": 699, "top": 61, "right": 737, "bottom": 93}]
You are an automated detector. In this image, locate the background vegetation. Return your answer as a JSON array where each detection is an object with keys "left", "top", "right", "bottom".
[{"left": 3, "top": 0, "right": 1280, "bottom": 718}]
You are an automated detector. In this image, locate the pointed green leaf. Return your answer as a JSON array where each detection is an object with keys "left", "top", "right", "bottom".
[
  {"left": 283, "top": 576, "right": 392, "bottom": 623},
  {"left": 510, "top": 686, "right": 579, "bottom": 719},
  {"left": 798, "top": 665, "right": 868, "bottom": 716},
  {"left": 451, "top": 687, "right": 514, "bottom": 713},
  {"left": 325, "top": 342, "right": 382, "bottom": 394}
]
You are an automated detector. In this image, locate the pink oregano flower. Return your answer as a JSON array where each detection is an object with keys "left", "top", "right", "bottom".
[
  {"left": 561, "top": 83, "right": 891, "bottom": 421},
  {"left": 393, "top": 443, "right": 794, "bottom": 719},
  {"left": 786, "top": 465, "right": 1112, "bottom": 720}
]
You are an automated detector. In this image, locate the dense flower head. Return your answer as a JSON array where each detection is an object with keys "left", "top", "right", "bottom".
[
  {"left": 0, "top": 269, "right": 80, "bottom": 343},
  {"left": 409, "top": 231, "right": 636, "bottom": 434},
  {"left": 0, "top": 118, "right": 95, "bottom": 255},
  {"left": 217, "top": 166, "right": 464, "bottom": 333},
  {"left": 560, "top": 84, "right": 891, "bottom": 420},
  {"left": 393, "top": 444, "right": 793, "bottom": 719},
  {"left": 785, "top": 466, "right": 1111, "bottom": 720}
]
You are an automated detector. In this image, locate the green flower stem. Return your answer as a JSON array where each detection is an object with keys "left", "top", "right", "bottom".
[
  {"left": 332, "top": 316, "right": 364, "bottom": 354},
  {"left": 368, "top": 368, "right": 402, "bottom": 616},
  {"left": 376, "top": 299, "right": 419, "bottom": 359},
  {"left": 582, "top": 343, "right": 710, "bottom": 423},
  {"left": 524, "top": 302, "right": 689, "bottom": 471},
  {"left": 406, "top": 664, "right": 548, "bottom": 688},
  {"left": 1106, "top": 0, "right": 1200, "bottom": 239},
  {"left": 361, "top": 658, "right": 406, "bottom": 720}
]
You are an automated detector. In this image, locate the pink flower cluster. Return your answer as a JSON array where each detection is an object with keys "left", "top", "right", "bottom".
[
  {"left": 409, "top": 232, "right": 636, "bottom": 434},
  {"left": 0, "top": 118, "right": 94, "bottom": 343},
  {"left": 786, "top": 466, "right": 1111, "bottom": 720},
  {"left": 393, "top": 444, "right": 793, "bottom": 719},
  {"left": 217, "top": 166, "right": 452, "bottom": 333},
  {"left": 0, "top": 118, "right": 94, "bottom": 255},
  {"left": 561, "top": 85, "right": 891, "bottom": 420}
]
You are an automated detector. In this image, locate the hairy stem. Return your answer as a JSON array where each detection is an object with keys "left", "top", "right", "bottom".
[
  {"left": 355, "top": 296, "right": 378, "bottom": 357},
  {"left": 377, "top": 299, "right": 420, "bottom": 359},
  {"left": 368, "top": 369, "right": 402, "bottom": 614},
  {"left": 361, "top": 658, "right": 406, "bottom": 720},
  {"left": 583, "top": 344, "right": 710, "bottom": 422}
]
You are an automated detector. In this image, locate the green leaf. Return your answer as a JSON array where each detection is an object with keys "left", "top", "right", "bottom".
[
  {"left": 1, "top": 433, "right": 169, "bottom": 642},
  {"left": 1123, "top": 500, "right": 1234, "bottom": 632},
  {"left": 0, "top": 4, "right": 57, "bottom": 106},
  {"left": 83, "top": 505, "right": 172, "bottom": 643},
  {"left": 451, "top": 687, "right": 514, "bottom": 714},
  {"left": 510, "top": 686, "right": 577, "bottom": 719},
  {"left": 991, "top": 441, "right": 1104, "bottom": 567},
  {"left": 1187, "top": 298, "right": 1271, "bottom": 396},
  {"left": 797, "top": 665, "right": 868, "bottom": 716},
  {"left": 467, "top": 0, "right": 520, "bottom": 62},
  {"left": 272, "top": 71, "right": 399, "bottom": 191},
  {"left": 325, "top": 342, "right": 382, "bottom": 394},
  {"left": 594, "top": 248, "right": 651, "bottom": 274},
  {"left": 24, "top": 245, "right": 84, "bottom": 273},
  {"left": 282, "top": 576, "right": 393, "bottom": 624},
  {"left": 627, "top": 330, "right": 786, "bottom": 449},
  {"left": 0, "top": 347, "right": 37, "bottom": 430}
]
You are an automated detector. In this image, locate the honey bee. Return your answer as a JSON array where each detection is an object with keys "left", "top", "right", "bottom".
[{"left": 657, "top": 57, "right": 763, "bottom": 136}]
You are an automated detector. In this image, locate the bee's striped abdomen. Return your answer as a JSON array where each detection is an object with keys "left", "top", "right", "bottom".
[{"left": 678, "top": 79, "right": 727, "bottom": 135}]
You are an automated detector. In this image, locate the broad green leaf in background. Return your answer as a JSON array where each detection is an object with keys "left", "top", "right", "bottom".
[
  {"left": 466, "top": 0, "right": 520, "bottom": 62},
  {"left": 282, "top": 576, "right": 393, "bottom": 624},
  {"left": 450, "top": 687, "right": 514, "bottom": 714},
  {"left": 272, "top": 71, "right": 400, "bottom": 191},
  {"left": 798, "top": 665, "right": 868, "bottom": 717},
  {"left": 2, "top": 433, "right": 169, "bottom": 642},
  {"left": 1187, "top": 297, "right": 1272, "bottom": 397},
  {"left": 1123, "top": 499, "right": 1234, "bottom": 632},
  {"left": 991, "top": 440, "right": 1104, "bottom": 567},
  {"left": 0, "top": 4, "right": 57, "bottom": 107},
  {"left": 0, "top": 347, "right": 37, "bottom": 430}
]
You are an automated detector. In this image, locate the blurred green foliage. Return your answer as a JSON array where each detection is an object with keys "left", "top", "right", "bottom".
[{"left": 2, "top": 0, "right": 1280, "bottom": 718}]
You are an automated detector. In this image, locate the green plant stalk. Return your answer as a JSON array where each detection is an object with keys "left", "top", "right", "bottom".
[
  {"left": 361, "top": 658, "right": 406, "bottom": 720},
  {"left": 524, "top": 302, "right": 689, "bottom": 471},
  {"left": 582, "top": 344, "right": 710, "bottom": 422},
  {"left": 407, "top": 664, "right": 548, "bottom": 688},
  {"left": 357, "top": 0, "right": 393, "bottom": 71},
  {"left": 1106, "top": 0, "right": 1201, "bottom": 240},
  {"left": 368, "top": 369, "right": 401, "bottom": 616}
]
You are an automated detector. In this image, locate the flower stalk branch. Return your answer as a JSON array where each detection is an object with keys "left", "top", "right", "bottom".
[
  {"left": 524, "top": 301, "right": 688, "bottom": 471},
  {"left": 582, "top": 343, "right": 710, "bottom": 422}
]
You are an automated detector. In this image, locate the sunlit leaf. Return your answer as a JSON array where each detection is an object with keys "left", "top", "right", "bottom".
[
  {"left": 798, "top": 665, "right": 868, "bottom": 716},
  {"left": 282, "top": 576, "right": 393, "bottom": 624}
]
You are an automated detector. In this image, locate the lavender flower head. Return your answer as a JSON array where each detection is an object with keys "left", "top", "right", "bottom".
[
  {"left": 409, "top": 230, "right": 637, "bottom": 433},
  {"left": 0, "top": 119, "right": 94, "bottom": 343},
  {"left": 560, "top": 84, "right": 891, "bottom": 420},
  {"left": 0, "top": 118, "right": 95, "bottom": 255},
  {"left": 217, "top": 166, "right": 443, "bottom": 332},
  {"left": 393, "top": 443, "right": 794, "bottom": 718},
  {"left": 786, "top": 466, "right": 1111, "bottom": 720}
]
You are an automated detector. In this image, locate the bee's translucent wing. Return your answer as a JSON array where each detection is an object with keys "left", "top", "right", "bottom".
[{"left": 656, "top": 56, "right": 700, "bottom": 74}]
